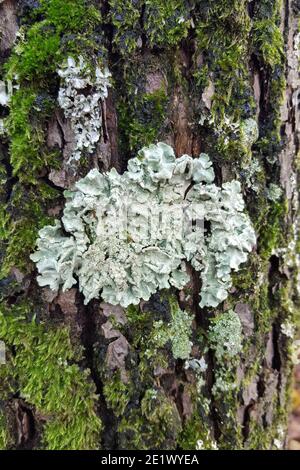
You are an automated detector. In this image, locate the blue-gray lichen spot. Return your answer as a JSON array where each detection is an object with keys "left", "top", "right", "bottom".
[{"left": 31, "top": 143, "right": 256, "bottom": 308}]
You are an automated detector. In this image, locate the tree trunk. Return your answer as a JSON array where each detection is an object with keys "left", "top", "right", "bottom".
[{"left": 0, "top": 0, "right": 299, "bottom": 451}]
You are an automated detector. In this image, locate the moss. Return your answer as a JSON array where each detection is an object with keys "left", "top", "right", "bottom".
[
  {"left": 0, "top": 410, "right": 10, "bottom": 450},
  {"left": 119, "top": 388, "right": 182, "bottom": 450},
  {"left": 117, "top": 86, "right": 168, "bottom": 154},
  {"left": 103, "top": 372, "right": 132, "bottom": 417},
  {"left": 256, "top": 198, "right": 287, "bottom": 259},
  {"left": 109, "top": 0, "right": 142, "bottom": 55},
  {"left": 0, "top": 301, "right": 102, "bottom": 450},
  {"left": 251, "top": 0, "right": 285, "bottom": 163},
  {"left": 195, "top": 0, "right": 253, "bottom": 119},
  {"left": 144, "top": 0, "right": 191, "bottom": 48},
  {"left": 246, "top": 409, "right": 287, "bottom": 450},
  {"left": 0, "top": 182, "right": 60, "bottom": 278},
  {"left": 252, "top": 19, "right": 284, "bottom": 69},
  {"left": 5, "top": 87, "right": 56, "bottom": 179},
  {"left": 193, "top": 1, "right": 257, "bottom": 164}
]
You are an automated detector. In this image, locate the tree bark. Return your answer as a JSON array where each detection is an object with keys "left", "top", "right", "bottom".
[{"left": 0, "top": 0, "right": 299, "bottom": 450}]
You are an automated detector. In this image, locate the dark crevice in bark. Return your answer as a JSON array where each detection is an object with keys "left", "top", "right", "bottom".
[
  {"left": 242, "top": 402, "right": 255, "bottom": 442},
  {"left": 250, "top": 53, "right": 265, "bottom": 127},
  {"left": 37, "top": 176, "right": 65, "bottom": 193},
  {"left": 271, "top": 323, "right": 281, "bottom": 372},
  {"left": 284, "top": 0, "right": 290, "bottom": 39},
  {"left": 139, "top": 2, "right": 147, "bottom": 52},
  {"left": 257, "top": 374, "right": 266, "bottom": 398},
  {"left": 78, "top": 298, "right": 118, "bottom": 450},
  {"left": 0, "top": 142, "right": 18, "bottom": 203},
  {"left": 189, "top": 265, "right": 204, "bottom": 327},
  {"left": 13, "top": 399, "right": 37, "bottom": 450},
  {"left": 206, "top": 349, "right": 221, "bottom": 441},
  {"left": 248, "top": 1, "right": 256, "bottom": 18}
]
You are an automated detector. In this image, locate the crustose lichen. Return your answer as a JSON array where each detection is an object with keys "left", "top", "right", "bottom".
[{"left": 31, "top": 142, "right": 256, "bottom": 308}]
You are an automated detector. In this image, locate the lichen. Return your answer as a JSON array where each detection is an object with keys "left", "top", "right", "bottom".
[
  {"left": 147, "top": 300, "right": 193, "bottom": 360},
  {"left": 31, "top": 142, "right": 256, "bottom": 308},
  {"left": 208, "top": 310, "right": 243, "bottom": 361},
  {"left": 57, "top": 56, "right": 111, "bottom": 162}
]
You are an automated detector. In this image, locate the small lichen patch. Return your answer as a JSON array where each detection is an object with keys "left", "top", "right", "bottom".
[
  {"left": 31, "top": 142, "right": 256, "bottom": 308},
  {"left": 57, "top": 56, "right": 111, "bottom": 162},
  {"left": 148, "top": 301, "right": 193, "bottom": 360},
  {"left": 208, "top": 310, "right": 243, "bottom": 361}
]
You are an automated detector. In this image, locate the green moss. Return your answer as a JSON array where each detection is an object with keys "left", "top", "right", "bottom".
[
  {"left": 193, "top": 1, "right": 257, "bottom": 164},
  {"left": 144, "top": 0, "right": 191, "bottom": 48},
  {"left": 117, "top": 86, "right": 168, "bottom": 154},
  {"left": 0, "top": 410, "right": 10, "bottom": 450},
  {"left": 6, "top": 23, "right": 61, "bottom": 83},
  {"left": 5, "top": 87, "right": 56, "bottom": 179},
  {"left": 251, "top": 0, "right": 285, "bottom": 162},
  {"left": 109, "top": 0, "right": 142, "bottom": 55},
  {"left": 103, "top": 372, "right": 132, "bottom": 417},
  {"left": 119, "top": 389, "right": 182, "bottom": 450},
  {"left": 179, "top": 411, "right": 217, "bottom": 450},
  {"left": 256, "top": 198, "right": 287, "bottom": 259},
  {"left": 252, "top": 19, "right": 284, "bottom": 69},
  {"left": 0, "top": 182, "right": 60, "bottom": 278},
  {"left": 0, "top": 302, "right": 102, "bottom": 450}
]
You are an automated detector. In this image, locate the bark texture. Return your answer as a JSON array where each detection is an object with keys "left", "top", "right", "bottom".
[{"left": 0, "top": 0, "right": 299, "bottom": 450}]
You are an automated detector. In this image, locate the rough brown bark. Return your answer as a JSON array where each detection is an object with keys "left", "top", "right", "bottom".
[{"left": 0, "top": 0, "right": 299, "bottom": 450}]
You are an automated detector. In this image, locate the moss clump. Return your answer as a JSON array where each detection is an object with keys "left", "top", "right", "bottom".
[
  {"left": 117, "top": 86, "right": 168, "bottom": 155},
  {"left": 0, "top": 302, "right": 102, "bottom": 450},
  {"left": 0, "top": 182, "right": 60, "bottom": 277},
  {"left": 5, "top": 87, "right": 56, "bottom": 179},
  {"left": 119, "top": 389, "right": 182, "bottom": 450},
  {"left": 109, "top": 0, "right": 142, "bottom": 55},
  {"left": 193, "top": 0, "right": 256, "bottom": 164},
  {"left": 251, "top": 0, "right": 285, "bottom": 162},
  {"left": 144, "top": 0, "right": 191, "bottom": 48},
  {"left": 252, "top": 19, "right": 284, "bottom": 70},
  {"left": 0, "top": 410, "right": 10, "bottom": 450},
  {"left": 103, "top": 372, "right": 132, "bottom": 417},
  {"left": 7, "top": 0, "right": 102, "bottom": 83},
  {"left": 256, "top": 198, "right": 287, "bottom": 259}
]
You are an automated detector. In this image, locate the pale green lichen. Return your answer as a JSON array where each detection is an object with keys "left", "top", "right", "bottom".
[
  {"left": 31, "top": 142, "right": 256, "bottom": 308},
  {"left": 208, "top": 310, "right": 243, "bottom": 361},
  {"left": 240, "top": 118, "right": 259, "bottom": 148},
  {"left": 57, "top": 56, "right": 111, "bottom": 162},
  {"left": 266, "top": 183, "right": 283, "bottom": 202},
  {"left": 149, "top": 303, "right": 193, "bottom": 360}
]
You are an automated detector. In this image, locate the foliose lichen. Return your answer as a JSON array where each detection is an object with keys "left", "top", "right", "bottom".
[
  {"left": 31, "top": 142, "right": 256, "bottom": 308},
  {"left": 208, "top": 310, "right": 243, "bottom": 361},
  {"left": 57, "top": 56, "right": 111, "bottom": 162},
  {"left": 148, "top": 301, "right": 193, "bottom": 360}
]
